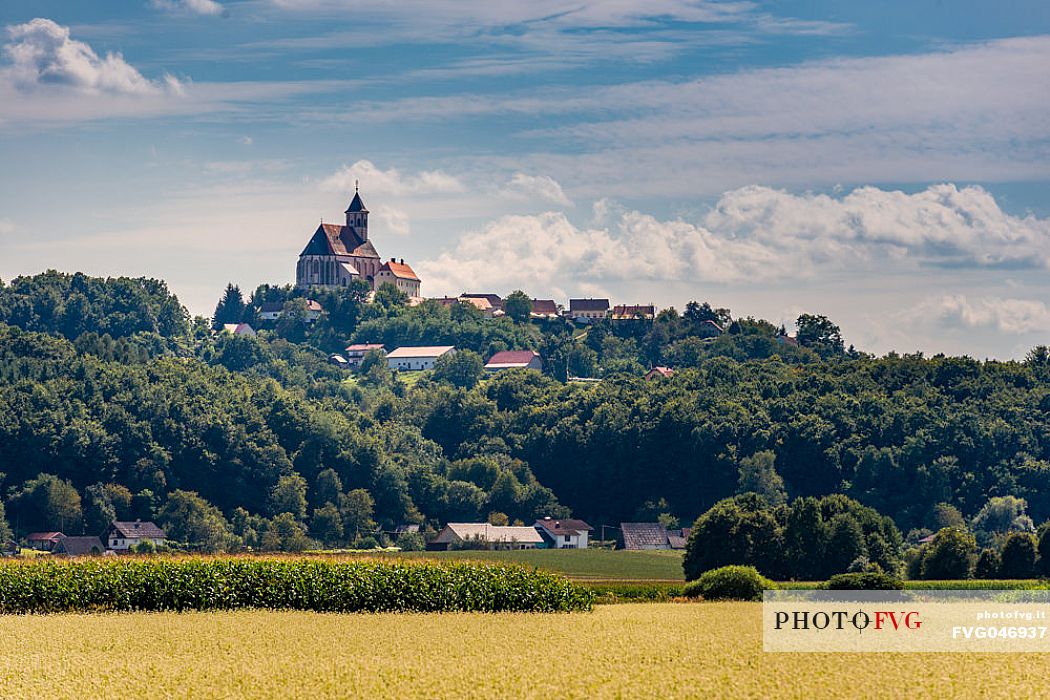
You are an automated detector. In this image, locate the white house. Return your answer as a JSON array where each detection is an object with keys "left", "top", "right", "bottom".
[
  {"left": 345, "top": 343, "right": 385, "bottom": 368},
  {"left": 375, "top": 259, "right": 421, "bottom": 298},
  {"left": 104, "top": 520, "right": 167, "bottom": 551},
  {"left": 429, "top": 523, "right": 544, "bottom": 550},
  {"left": 566, "top": 298, "right": 610, "bottom": 321},
  {"left": 386, "top": 345, "right": 455, "bottom": 371},
  {"left": 533, "top": 517, "right": 593, "bottom": 549}
]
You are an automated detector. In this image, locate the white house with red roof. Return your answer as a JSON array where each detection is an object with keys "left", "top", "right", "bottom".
[
  {"left": 375, "top": 259, "right": 421, "bottom": 297},
  {"left": 534, "top": 517, "right": 593, "bottom": 549},
  {"left": 485, "top": 350, "right": 543, "bottom": 372}
]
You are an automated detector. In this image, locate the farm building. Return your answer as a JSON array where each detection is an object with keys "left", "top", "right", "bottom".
[
  {"left": 485, "top": 350, "right": 543, "bottom": 372},
  {"left": 534, "top": 517, "right": 593, "bottom": 549},
  {"left": 52, "top": 536, "right": 105, "bottom": 556},
  {"left": 619, "top": 523, "right": 672, "bottom": 550},
  {"left": 25, "top": 532, "right": 65, "bottom": 552},
  {"left": 428, "top": 523, "right": 544, "bottom": 551},
  {"left": 104, "top": 521, "right": 167, "bottom": 551},
  {"left": 386, "top": 346, "right": 456, "bottom": 371}
]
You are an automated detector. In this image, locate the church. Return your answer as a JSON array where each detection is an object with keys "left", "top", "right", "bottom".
[{"left": 295, "top": 186, "right": 421, "bottom": 297}]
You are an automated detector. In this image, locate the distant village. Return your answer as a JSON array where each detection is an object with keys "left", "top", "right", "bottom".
[
  {"left": 19, "top": 517, "right": 694, "bottom": 555},
  {"left": 216, "top": 186, "right": 797, "bottom": 380}
]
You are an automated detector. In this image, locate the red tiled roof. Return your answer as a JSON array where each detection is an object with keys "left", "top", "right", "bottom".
[
  {"left": 345, "top": 343, "right": 384, "bottom": 353},
  {"left": 379, "top": 260, "right": 419, "bottom": 281},
  {"left": 301, "top": 223, "right": 378, "bottom": 259},
  {"left": 486, "top": 350, "right": 539, "bottom": 367},
  {"left": 26, "top": 532, "right": 64, "bottom": 542},
  {"left": 612, "top": 304, "right": 655, "bottom": 318},
  {"left": 108, "top": 521, "right": 166, "bottom": 540},
  {"left": 646, "top": 366, "right": 674, "bottom": 379},
  {"left": 530, "top": 299, "right": 559, "bottom": 315}
]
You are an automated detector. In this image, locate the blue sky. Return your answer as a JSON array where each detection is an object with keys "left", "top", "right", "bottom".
[{"left": 1, "top": 0, "right": 1048, "bottom": 358}]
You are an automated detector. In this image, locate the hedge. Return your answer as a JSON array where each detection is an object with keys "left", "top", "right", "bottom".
[{"left": 0, "top": 558, "right": 594, "bottom": 614}]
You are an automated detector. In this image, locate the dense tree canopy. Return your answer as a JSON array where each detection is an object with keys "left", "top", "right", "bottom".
[{"left": 2, "top": 271, "right": 1049, "bottom": 559}]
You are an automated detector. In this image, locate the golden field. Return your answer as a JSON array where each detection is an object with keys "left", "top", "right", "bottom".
[{"left": 2, "top": 603, "right": 1048, "bottom": 699}]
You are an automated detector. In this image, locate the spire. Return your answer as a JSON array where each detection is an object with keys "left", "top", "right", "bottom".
[{"left": 345, "top": 185, "right": 368, "bottom": 214}]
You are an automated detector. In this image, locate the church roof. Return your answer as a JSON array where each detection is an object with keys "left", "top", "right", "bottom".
[
  {"left": 345, "top": 191, "right": 368, "bottom": 213},
  {"left": 300, "top": 223, "right": 378, "bottom": 258}
]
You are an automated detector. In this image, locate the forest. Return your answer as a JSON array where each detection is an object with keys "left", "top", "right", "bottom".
[{"left": 1, "top": 271, "right": 1048, "bottom": 566}]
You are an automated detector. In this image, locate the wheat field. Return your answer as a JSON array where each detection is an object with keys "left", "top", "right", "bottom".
[{"left": 1, "top": 603, "right": 1046, "bottom": 699}]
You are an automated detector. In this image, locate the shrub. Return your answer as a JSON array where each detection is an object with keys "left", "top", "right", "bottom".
[
  {"left": 0, "top": 558, "right": 594, "bottom": 614},
  {"left": 682, "top": 565, "right": 774, "bottom": 601},
  {"left": 824, "top": 572, "right": 903, "bottom": 590},
  {"left": 394, "top": 532, "right": 425, "bottom": 552},
  {"left": 920, "top": 528, "right": 975, "bottom": 579}
]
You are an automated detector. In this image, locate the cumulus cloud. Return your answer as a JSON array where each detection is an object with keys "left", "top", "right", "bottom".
[
  {"left": 151, "top": 0, "right": 228, "bottom": 16},
  {"left": 2, "top": 18, "right": 182, "bottom": 95},
  {"left": 372, "top": 207, "right": 411, "bottom": 236},
  {"left": 500, "top": 173, "right": 572, "bottom": 207},
  {"left": 920, "top": 296, "right": 1050, "bottom": 335},
  {"left": 320, "top": 159, "right": 465, "bottom": 196},
  {"left": 418, "top": 183, "right": 1050, "bottom": 295}
]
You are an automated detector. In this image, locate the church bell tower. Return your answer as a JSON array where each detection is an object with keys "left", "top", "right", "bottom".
[{"left": 345, "top": 181, "right": 369, "bottom": 240}]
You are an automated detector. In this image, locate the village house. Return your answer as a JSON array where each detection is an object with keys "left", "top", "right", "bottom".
[
  {"left": 460, "top": 293, "right": 503, "bottom": 312},
  {"left": 25, "top": 532, "right": 64, "bottom": 552},
  {"left": 257, "top": 300, "right": 323, "bottom": 323},
  {"left": 567, "top": 298, "right": 610, "bottom": 321},
  {"left": 375, "top": 259, "right": 421, "bottom": 298},
  {"left": 345, "top": 343, "right": 385, "bottom": 369},
  {"left": 104, "top": 520, "right": 167, "bottom": 551},
  {"left": 645, "top": 366, "right": 674, "bottom": 380},
  {"left": 530, "top": 299, "right": 561, "bottom": 319},
  {"left": 611, "top": 304, "right": 656, "bottom": 320},
  {"left": 428, "top": 523, "right": 544, "bottom": 551},
  {"left": 533, "top": 517, "right": 593, "bottom": 549},
  {"left": 296, "top": 186, "right": 422, "bottom": 296},
  {"left": 386, "top": 345, "right": 456, "bottom": 371},
  {"left": 485, "top": 350, "right": 543, "bottom": 372}
]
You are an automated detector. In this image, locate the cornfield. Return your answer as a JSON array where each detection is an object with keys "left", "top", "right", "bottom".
[{"left": 0, "top": 557, "right": 594, "bottom": 613}]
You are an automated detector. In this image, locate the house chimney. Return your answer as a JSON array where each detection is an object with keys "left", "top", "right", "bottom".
[{"left": 400, "top": 258, "right": 405, "bottom": 264}]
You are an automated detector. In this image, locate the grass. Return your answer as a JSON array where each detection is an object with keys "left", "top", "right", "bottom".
[
  {"left": 388, "top": 548, "right": 686, "bottom": 581},
  {"left": 1, "top": 603, "right": 1046, "bottom": 698}
]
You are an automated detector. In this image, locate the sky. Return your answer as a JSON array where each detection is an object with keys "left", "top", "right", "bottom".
[{"left": 0, "top": 0, "right": 1048, "bottom": 359}]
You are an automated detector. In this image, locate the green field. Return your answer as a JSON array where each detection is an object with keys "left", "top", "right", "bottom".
[
  {"left": 2, "top": 603, "right": 1044, "bottom": 699},
  {"left": 390, "top": 548, "right": 686, "bottom": 581}
]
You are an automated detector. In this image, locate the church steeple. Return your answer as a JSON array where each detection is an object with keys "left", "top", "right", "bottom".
[{"left": 344, "top": 181, "right": 369, "bottom": 238}]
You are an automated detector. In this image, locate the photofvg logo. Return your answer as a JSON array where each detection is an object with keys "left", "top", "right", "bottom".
[{"left": 763, "top": 590, "right": 1050, "bottom": 652}]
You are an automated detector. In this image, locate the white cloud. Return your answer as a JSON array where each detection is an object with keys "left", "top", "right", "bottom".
[
  {"left": 151, "top": 0, "right": 228, "bottom": 17},
  {"left": 332, "top": 36, "right": 1050, "bottom": 195},
  {"left": 238, "top": 136, "right": 253, "bottom": 146},
  {"left": 373, "top": 207, "right": 411, "bottom": 236},
  {"left": 320, "top": 159, "right": 465, "bottom": 196},
  {"left": 418, "top": 183, "right": 1050, "bottom": 296},
  {"left": 921, "top": 296, "right": 1050, "bottom": 335},
  {"left": 2, "top": 18, "right": 182, "bottom": 95},
  {"left": 499, "top": 173, "right": 572, "bottom": 207}
]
